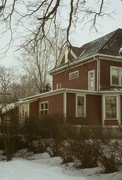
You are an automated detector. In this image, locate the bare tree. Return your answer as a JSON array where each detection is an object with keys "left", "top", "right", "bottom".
[
  {"left": 10, "top": 74, "right": 51, "bottom": 100},
  {"left": 19, "top": 38, "right": 53, "bottom": 93},
  {"left": 0, "top": 66, "right": 15, "bottom": 93},
  {"left": 0, "top": 0, "right": 116, "bottom": 50}
]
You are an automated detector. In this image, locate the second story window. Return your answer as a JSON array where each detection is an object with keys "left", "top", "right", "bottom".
[
  {"left": 40, "top": 102, "right": 48, "bottom": 116},
  {"left": 111, "top": 66, "right": 122, "bottom": 86},
  {"left": 56, "top": 83, "right": 59, "bottom": 89},
  {"left": 88, "top": 70, "right": 95, "bottom": 90},
  {"left": 69, "top": 71, "right": 79, "bottom": 80}
]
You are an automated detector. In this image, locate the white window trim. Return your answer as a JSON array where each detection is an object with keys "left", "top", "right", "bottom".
[
  {"left": 76, "top": 94, "right": 86, "bottom": 117},
  {"left": 69, "top": 70, "right": 79, "bottom": 80},
  {"left": 102, "top": 94, "right": 120, "bottom": 125},
  {"left": 25, "top": 104, "right": 29, "bottom": 117},
  {"left": 19, "top": 103, "right": 29, "bottom": 126},
  {"left": 88, "top": 70, "right": 95, "bottom": 91},
  {"left": 110, "top": 66, "right": 122, "bottom": 86},
  {"left": 56, "top": 83, "right": 59, "bottom": 89},
  {"left": 39, "top": 101, "right": 49, "bottom": 116},
  {"left": 57, "top": 46, "right": 77, "bottom": 66}
]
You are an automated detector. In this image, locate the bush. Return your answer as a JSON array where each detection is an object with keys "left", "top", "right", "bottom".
[
  {"left": 72, "top": 139, "right": 102, "bottom": 168},
  {"left": 59, "top": 140, "right": 74, "bottom": 163},
  {"left": 99, "top": 155, "right": 118, "bottom": 173},
  {"left": 24, "top": 114, "right": 65, "bottom": 139},
  {"left": 28, "top": 136, "right": 47, "bottom": 154},
  {"left": 99, "top": 140, "right": 122, "bottom": 173},
  {"left": 46, "top": 139, "right": 59, "bottom": 157}
]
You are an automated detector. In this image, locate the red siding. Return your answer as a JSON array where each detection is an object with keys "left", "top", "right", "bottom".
[
  {"left": 121, "top": 95, "right": 122, "bottom": 125},
  {"left": 104, "top": 120, "right": 119, "bottom": 126},
  {"left": 53, "top": 61, "right": 97, "bottom": 90},
  {"left": 29, "top": 94, "right": 64, "bottom": 118},
  {"left": 39, "top": 94, "right": 64, "bottom": 116},
  {"left": 67, "top": 93, "right": 102, "bottom": 125},
  {"left": 100, "top": 60, "right": 122, "bottom": 89},
  {"left": 29, "top": 100, "right": 39, "bottom": 119},
  {"left": 86, "top": 95, "right": 102, "bottom": 125}
]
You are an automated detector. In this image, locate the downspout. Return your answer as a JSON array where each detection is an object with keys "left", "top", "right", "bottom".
[
  {"left": 93, "top": 56, "right": 100, "bottom": 92},
  {"left": 94, "top": 56, "right": 104, "bottom": 125},
  {"left": 97, "top": 58, "right": 101, "bottom": 91},
  {"left": 63, "top": 89, "right": 67, "bottom": 124}
]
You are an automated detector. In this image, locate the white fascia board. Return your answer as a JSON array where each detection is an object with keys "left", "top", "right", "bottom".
[
  {"left": 71, "top": 49, "right": 77, "bottom": 59},
  {"left": 97, "top": 53, "right": 122, "bottom": 61},
  {"left": 20, "top": 88, "right": 102, "bottom": 104},
  {"left": 56, "top": 46, "right": 77, "bottom": 67},
  {"left": 65, "top": 88, "right": 99, "bottom": 95},
  {"left": 49, "top": 55, "right": 95, "bottom": 75},
  {"left": 57, "top": 46, "right": 67, "bottom": 66},
  {"left": 20, "top": 89, "right": 65, "bottom": 101},
  {"left": 66, "top": 89, "right": 122, "bottom": 95},
  {"left": 19, "top": 89, "right": 67, "bottom": 103},
  {"left": 99, "top": 91, "right": 122, "bottom": 94},
  {"left": 49, "top": 53, "right": 122, "bottom": 75},
  {"left": 20, "top": 89, "right": 122, "bottom": 104}
]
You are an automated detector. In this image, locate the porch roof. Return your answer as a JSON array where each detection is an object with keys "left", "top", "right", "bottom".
[
  {"left": 20, "top": 88, "right": 122, "bottom": 104},
  {"left": 2, "top": 88, "right": 122, "bottom": 114}
]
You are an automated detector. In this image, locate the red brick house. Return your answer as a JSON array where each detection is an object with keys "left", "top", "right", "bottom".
[{"left": 2, "top": 28, "right": 122, "bottom": 127}]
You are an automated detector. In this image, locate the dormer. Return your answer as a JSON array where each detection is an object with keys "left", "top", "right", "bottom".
[{"left": 56, "top": 45, "right": 77, "bottom": 67}]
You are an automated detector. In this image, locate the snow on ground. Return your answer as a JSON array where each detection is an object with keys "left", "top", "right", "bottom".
[{"left": 0, "top": 152, "right": 122, "bottom": 180}]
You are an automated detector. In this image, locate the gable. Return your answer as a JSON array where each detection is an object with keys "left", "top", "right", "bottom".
[
  {"left": 51, "top": 28, "right": 122, "bottom": 75},
  {"left": 56, "top": 46, "right": 77, "bottom": 66}
]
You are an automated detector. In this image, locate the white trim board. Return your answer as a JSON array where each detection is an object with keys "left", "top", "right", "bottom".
[
  {"left": 49, "top": 53, "right": 122, "bottom": 75},
  {"left": 88, "top": 69, "right": 95, "bottom": 91},
  {"left": 75, "top": 93, "right": 86, "bottom": 118},
  {"left": 102, "top": 94, "right": 121, "bottom": 125}
]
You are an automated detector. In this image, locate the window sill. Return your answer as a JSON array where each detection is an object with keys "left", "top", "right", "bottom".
[{"left": 104, "top": 119, "right": 118, "bottom": 121}]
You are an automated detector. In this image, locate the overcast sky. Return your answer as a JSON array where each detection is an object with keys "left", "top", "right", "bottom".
[{"left": 0, "top": 0, "right": 122, "bottom": 69}]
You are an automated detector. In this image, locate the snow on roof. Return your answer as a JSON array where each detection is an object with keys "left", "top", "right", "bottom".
[{"left": 1, "top": 102, "right": 20, "bottom": 114}]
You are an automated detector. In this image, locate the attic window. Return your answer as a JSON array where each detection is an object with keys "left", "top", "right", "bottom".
[
  {"left": 69, "top": 71, "right": 79, "bottom": 80},
  {"left": 119, "top": 47, "right": 122, "bottom": 56}
]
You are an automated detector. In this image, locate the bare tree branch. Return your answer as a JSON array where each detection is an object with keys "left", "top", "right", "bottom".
[{"left": 0, "top": 0, "right": 118, "bottom": 56}]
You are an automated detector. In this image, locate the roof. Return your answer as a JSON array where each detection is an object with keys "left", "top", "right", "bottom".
[
  {"left": 1, "top": 102, "right": 20, "bottom": 114},
  {"left": 72, "top": 28, "right": 122, "bottom": 58},
  {"left": 52, "top": 28, "right": 122, "bottom": 72},
  {"left": 2, "top": 87, "right": 122, "bottom": 114}
]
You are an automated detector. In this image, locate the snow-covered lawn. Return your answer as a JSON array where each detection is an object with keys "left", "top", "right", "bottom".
[{"left": 0, "top": 152, "right": 122, "bottom": 180}]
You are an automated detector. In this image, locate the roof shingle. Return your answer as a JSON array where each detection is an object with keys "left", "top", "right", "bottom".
[{"left": 72, "top": 28, "right": 122, "bottom": 58}]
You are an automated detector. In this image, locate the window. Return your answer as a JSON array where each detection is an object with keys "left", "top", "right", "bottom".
[
  {"left": 76, "top": 95, "right": 86, "bottom": 117},
  {"left": 56, "top": 83, "right": 62, "bottom": 89},
  {"left": 19, "top": 104, "right": 29, "bottom": 121},
  {"left": 69, "top": 71, "right": 79, "bottom": 80},
  {"left": 111, "top": 66, "right": 122, "bottom": 86},
  {"left": 59, "top": 83, "right": 62, "bottom": 88},
  {"left": 88, "top": 70, "right": 95, "bottom": 90},
  {"left": 25, "top": 104, "right": 29, "bottom": 118},
  {"left": 4, "top": 115, "right": 10, "bottom": 126},
  {"left": 40, "top": 102, "right": 48, "bottom": 116},
  {"left": 104, "top": 96, "right": 118, "bottom": 120},
  {"left": 56, "top": 84, "right": 59, "bottom": 89}
]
